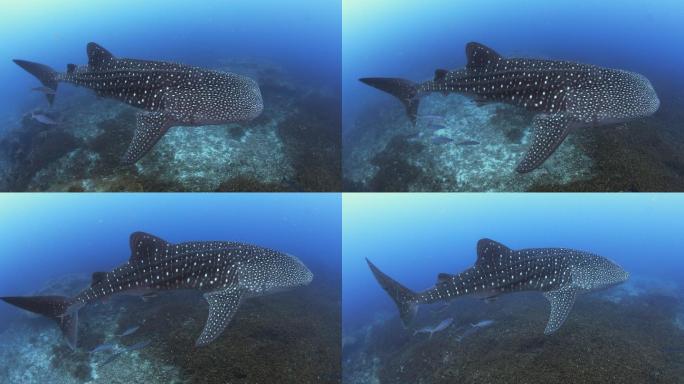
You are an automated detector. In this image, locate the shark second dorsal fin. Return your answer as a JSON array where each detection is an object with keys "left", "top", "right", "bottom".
[
  {"left": 86, "top": 42, "right": 115, "bottom": 68},
  {"left": 476, "top": 238, "right": 513, "bottom": 267},
  {"left": 466, "top": 42, "right": 503, "bottom": 69},
  {"left": 129, "top": 232, "right": 171, "bottom": 263},
  {"left": 434, "top": 69, "right": 449, "bottom": 82},
  {"left": 196, "top": 287, "right": 243, "bottom": 346},
  {"left": 543, "top": 287, "right": 578, "bottom": 334},
  {"left": 437, "top": 273, "right": 454, "bottom": 283},
  {"left": 91, "top": 272, "right": 107, "bottom": 287}
]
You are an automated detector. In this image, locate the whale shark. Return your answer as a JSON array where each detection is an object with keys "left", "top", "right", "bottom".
[
  {"left": 14, "top": 42, "right": 264, "bottom": 164},
  {"left": 1, "top": 231, "right": 313, "bottom": 348},
  {"left": 360, "top": 42, "right": 660, "bottom": 172},
  {"left": 366, "top": 238, "right": 629, "bottom": 335}
]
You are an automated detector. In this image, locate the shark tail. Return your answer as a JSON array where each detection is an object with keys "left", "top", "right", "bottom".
[
  {"left": 13, "top": 59, "right": 59, "bottom": 105},
  {"left": 366, "top": 258, "right": 419, "bottom": 327},
  {"left": 359, "top": 78, "right": 420, "bottom": 125},
  {"left": 1, "top": 295, "right": 80, "bottom": 349}
]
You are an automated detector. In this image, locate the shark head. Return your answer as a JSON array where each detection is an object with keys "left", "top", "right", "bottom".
[
  {"left": 191, "top": 72, "right": 264, "bottom": 124},
  {"left": 569, "top": 69, "right": 660, "bottom": 125},
  {"left": 220, "top": 73, "right": 264, "bottom": 121},
  {"left": 573, "top": 254, "right": 629, "bottom": 291},
  {"left": 265, "top": 252, "right": 314, "bottom": 291}
]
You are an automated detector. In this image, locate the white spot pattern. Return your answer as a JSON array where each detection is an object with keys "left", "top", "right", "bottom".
[{"left": 74, "top": 231, "right": 313, "bottom": 346}]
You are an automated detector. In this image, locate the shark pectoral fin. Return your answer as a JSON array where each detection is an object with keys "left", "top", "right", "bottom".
[
  {"left": 121, "top": 112, "right": 174, "bottom": 164},
  {"left": 542, "top": 288, "right": 578, "bottom": 335},
  {"left": 196, "top": 288, "right": 243, "bottom": 347},
  {"left": 516, "top": 113, "right": 572, "bottom": 173},
  {"left": 434, "top": 69, "right": 448, "bottom": 82}
]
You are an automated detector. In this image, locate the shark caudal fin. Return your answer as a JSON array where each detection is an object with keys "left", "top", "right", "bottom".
[
  {"left": 13, "top": 59, "right": 59, "bottom": 105},
  {"left": 365, "top": 258, "right": 419, "bottom": 327},
  {"left": 359, "top": 78, "right": 420, "bottom": 125},
  {"left": 1, "top": 295, "right": 80, "bottom": 349}
]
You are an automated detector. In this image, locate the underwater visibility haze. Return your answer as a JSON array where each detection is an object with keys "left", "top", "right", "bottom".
[
  {"left": 343, "top": 193, "right": 684, "bottom": 383},
  {"left": 343, "top": 0, "right": 684, "bottom": 192},
  {"left": 0, "top": 0, "right": 341, "bottom": 192},
  {"left": 0, "top": 193, "right": 342, "bottom": 383}
]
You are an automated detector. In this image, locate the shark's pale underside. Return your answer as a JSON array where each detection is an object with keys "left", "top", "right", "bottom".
[
  {"left": 1, "top": 232, "right": 313, "bottom": 348},
  {"left": 14, "top": 43, "right": 263, "bottom": 164},
  {"left": 361, "top": 42, "right": 660, "bottom": 172},
  {"left": 367, "top": 238, "right": 628, "bottom": 335}
]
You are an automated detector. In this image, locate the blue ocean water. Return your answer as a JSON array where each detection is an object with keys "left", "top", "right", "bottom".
[
  {"left": 342, "top": 0, "right": 684, "bottom": 132},
  {"left": 0, "top": 0, "right": 341, "bottom": 126},
  {"left": 342, "top": 193, "right": 684, "bottom": 331},
  {"left": 0, "top": 193, "right": 341, "bottom": 332}
]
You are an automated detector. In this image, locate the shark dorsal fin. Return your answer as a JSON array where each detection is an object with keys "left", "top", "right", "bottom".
[
  {"left": 129, "top": 232, "right": 170, "bottom": 263},
  {"left": 434, "top": 69, "right": 448, "bottom": 82},
  {"left": 91, "top": 272, "right": 107, "bottom": 287},
  {"left": 476, "top": 238, "right": 513, "bottom": 267},
  {"left": 466, "top": 42, "right": 502, "bottom": 69},
  {"left": 87, "top": 42, "right": 115, "bottom": 68}
]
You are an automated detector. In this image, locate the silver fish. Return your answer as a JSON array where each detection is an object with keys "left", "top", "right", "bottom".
[
  {"left": 117, "top": 325, "right": 140, "bottom": 337},
  {"left": 30, "top": 112, "right": 58, "bottom": 125},
  {"left": 90, "top": 343, "right": 116, "bottom": 353},
  {"left": 413, "top": 317, "right": 454, "bottom": 339}
]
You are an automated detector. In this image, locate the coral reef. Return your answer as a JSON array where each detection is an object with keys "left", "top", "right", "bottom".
[
  {"left": 344, "top": 92, "right": 684, "bottom": 191},
  {"left": 343, "top": 94, "right": 593, "bottom": 191},
  {"left": 0, "top": 59, "right": 340, "bottom": 192},
  {"left": 343, "top": 279, "right": 684, "bottom": 384}
]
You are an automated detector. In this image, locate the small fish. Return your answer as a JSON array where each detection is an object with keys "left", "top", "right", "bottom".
[
  {"left": 456, "top": 140, "right": 480, "bottom": 146},
  {"left": 403, "top": 132, "right": 421, "bottom": 140},
  {"left": 455, "top": 320, "right": 495, "bottom": 342},
  {"left": 117, "top": 325, "right": 140, "bottom": 337},
  {"left": 413, "top": 317, "right": 454, "bottom": 339},
  {"left": 126, "top": 339, "right": 151, "bottom": 351},
  {"left": 471, "top": 319, "right": 495, "bottom": 328},
  {"left": 431, "top": 136, "right": 453, "bottom": 145},
  {"left": 98, "top": 352, "right": 121, "bottom": 367},
  {"left": 662, "top": 347, "right": 684, "bottom": 353},
  {"left": 141, "top": 292, "right": 158, "bottom": 302},
  {"left": 31, "top": 86, "right": 56, "bottom": 95},
  {"left": 90, "top": 343, "right": 116, "bottom": 353},
  {"left": 427, "top": 124, "right": 448, "bottom": 131},
  {"left": 30, "top": 112, "right": 58, "bottom": 125}
]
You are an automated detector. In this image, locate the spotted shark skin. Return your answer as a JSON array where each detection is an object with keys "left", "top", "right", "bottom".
[
  {"left": 1, "top": 232, "right": 313, "bottom": 348},
  {"left": 367, "top": 238, "right": 629, "bottom": 335},
  {"left": 13, "top": 43, "right": 263, "bottom": 164},
  {"left": 360, "top": 42, "right": 660, "bottom": 172}
]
